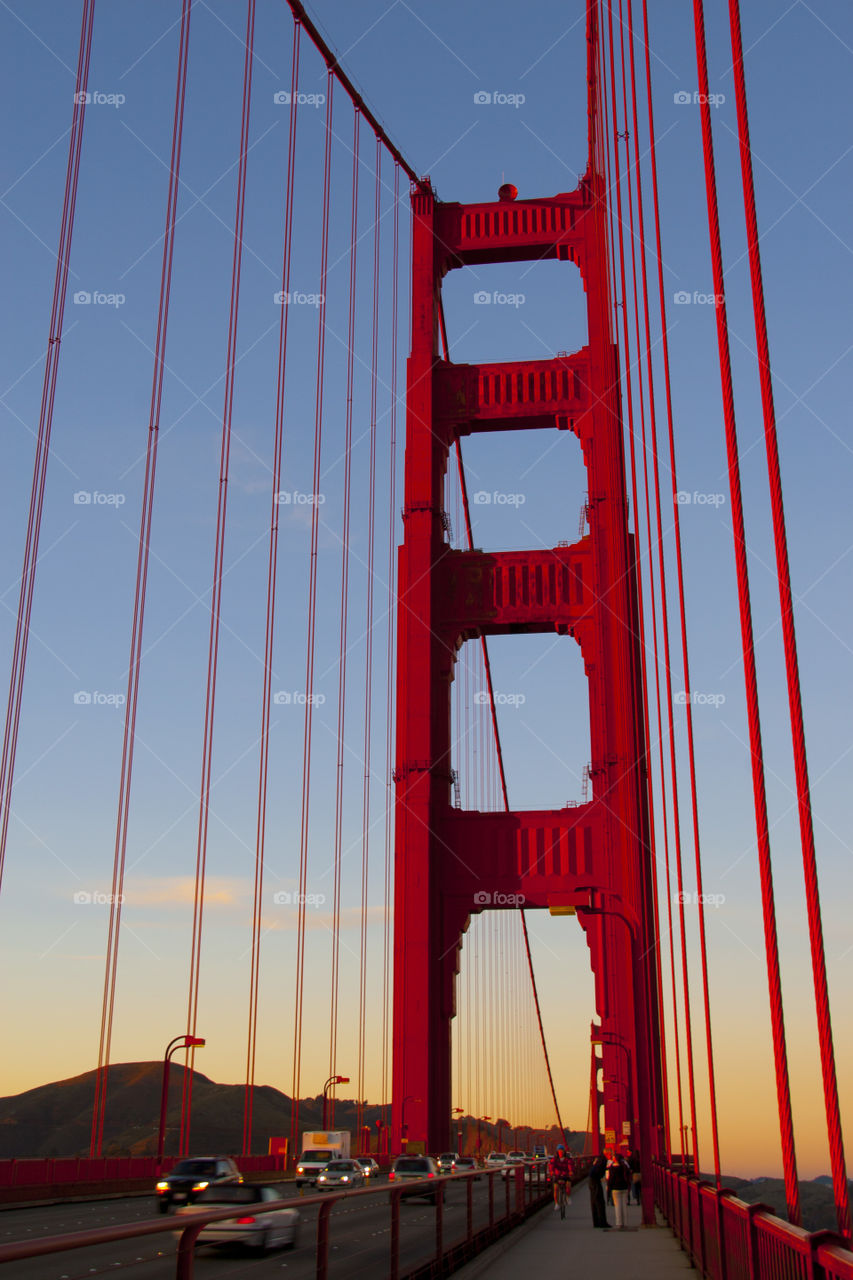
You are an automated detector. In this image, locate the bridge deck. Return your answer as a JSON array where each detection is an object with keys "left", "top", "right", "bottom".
[{"left": 460, "top": 1182, "right": 699, "bottom": 1277}]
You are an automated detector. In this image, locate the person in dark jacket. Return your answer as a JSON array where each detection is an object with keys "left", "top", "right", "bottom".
[
  {"left": 605, "top": 1150, "right": 631, "bottom": 1228},
  {"left": 588, "top": 1152, "right": 609, "bottom": 1227}
]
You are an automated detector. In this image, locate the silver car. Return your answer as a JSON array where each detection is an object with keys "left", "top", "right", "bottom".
[
  {"left": 356, "top": 1157, "right": 381, "bottom": 1179},
  {"left": 174, "top": 1184, "right": 299, "bottom": 1253},
  {"left": 316, "top": 1159, "right": 366, "bottom": 1190},
  {"left": 389, "top": 1155, "right": 440, "bottom": 1202}
]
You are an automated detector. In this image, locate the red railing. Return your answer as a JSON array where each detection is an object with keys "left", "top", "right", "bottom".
[
  {"left": 0, "top": 1161, "right": 586, "bottom": 1278},
  {"left": 0, "top": 1153, "right": 287, "bottom": 1199},
  {"left": 655, "top": 1163, "right": 853, "bottom": 1280}
]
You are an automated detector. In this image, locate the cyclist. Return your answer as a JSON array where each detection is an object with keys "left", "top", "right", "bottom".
[{"left": 548, "top": 1144, "right": 575, "bottom": 1213}]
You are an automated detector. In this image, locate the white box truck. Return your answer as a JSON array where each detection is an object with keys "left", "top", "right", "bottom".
[{"left": 295, "top": 1131, "right": 351, "bottom": 1188}]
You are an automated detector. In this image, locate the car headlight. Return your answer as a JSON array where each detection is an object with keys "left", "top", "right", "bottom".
[
  {"left": 191, "top": 1181, "right": 209, "bottom": 1191},
  {"left": 155, "top": 1182, "right": 169, "bottom": 1191},
  {"left": 318, "top": 1175, "right": 326, "bottom": 1182},
  {"left": 341, "top": 1176, "right": 349, "bottom": 1182},
  {"left": 296, "top": 1166, "right": 305, "bottom": 1174}
]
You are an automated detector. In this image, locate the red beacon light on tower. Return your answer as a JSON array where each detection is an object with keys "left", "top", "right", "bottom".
[{"left": 498, "top": 182, "right": 518, "bottom": 202}]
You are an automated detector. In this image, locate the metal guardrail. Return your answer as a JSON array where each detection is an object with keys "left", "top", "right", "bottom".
[
  {"left": 655, "top": 1163, "right": 853, "bottom": 1280},
  {"left": 0, "top": 1159, "right": 589, "bottom": 1278}
]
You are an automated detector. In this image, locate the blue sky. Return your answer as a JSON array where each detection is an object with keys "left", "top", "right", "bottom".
[{"left": 0, "top": 0, "right": 851, "bottom": 1178}]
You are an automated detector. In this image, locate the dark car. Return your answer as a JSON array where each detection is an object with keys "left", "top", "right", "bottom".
[{"left": 156, "top": 1156, "right": 242, "bottom": 1213}]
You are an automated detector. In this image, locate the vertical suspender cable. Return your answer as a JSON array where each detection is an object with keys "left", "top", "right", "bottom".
[
  {"left": 605, "top": 0, "right": 679, "bottom": 1165},
  {"left": 690, "top": 0, "right": 800, "bottom": 1223},
  {"left": 291, "top": 70, "right": 335, "bottom": 1160},
  {"left": 381, "top": 163, "right": 401, "bottom": 1144},
  {"left": 636, "top": 0, "right": 724, "bottom": 1172},
  {"left": 90, "top": 0, "right": 193, "bottom": 1159},
  {"left": 243, "top": 17, "right": 301, "bottom": 1157},
  {"left": 726, "top": 0, "right": 850, "bottom": 1237},
  {"left": 181, "top": 0, "right": 256, "bottom": 1155},
  {"left": 327, "top": 108, "right": 361, "bottom": 1127},
  {"left": 356, "top": 138, "right": 382, "bottom": 1147},
  {"left": 623, "top": 0, "right": 721, "bottom": 1180},
  {"left": 0, "top": 0, "right": 96, "bottom": 896}
]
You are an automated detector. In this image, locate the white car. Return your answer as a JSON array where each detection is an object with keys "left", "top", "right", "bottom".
[
  {"left": 316, "top": 1159, "right": 366, "bottom": 1190},
  {"left": 174, "top": 1184, "right": 299, "bottom": 1253},
  {"left": 485, "top": 1152, "right": 507, "bottom": 1168},
  {"left": 502, "top": 1154, "right": 528, "bottom": 1180}
]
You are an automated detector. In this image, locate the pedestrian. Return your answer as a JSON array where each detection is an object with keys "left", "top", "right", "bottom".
[
  {"left": 588, "top": 1152, "right": 609, "bottom": 1228},
  {"left": 605, "top": 1149, "right": 631, "bottom": 1229},
  {"left": 628, "top": 1149, "right": 641, "bottom": 1205}
]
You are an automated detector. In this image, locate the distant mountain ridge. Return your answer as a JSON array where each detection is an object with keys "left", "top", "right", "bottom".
[
  {"left": 0, "top": 1062, "right": 365, "bottom": 1159},
  {"left": 706, "top": 1171, "right": 853, "bottom": 1234},
  {"left": 0, "top": 1063, "right": 582, "bottom": 1160}
]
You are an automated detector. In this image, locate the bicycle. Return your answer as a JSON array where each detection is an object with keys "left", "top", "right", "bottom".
[{"left": 556, "top": 1177, "right": 570, "bottom": 1219}]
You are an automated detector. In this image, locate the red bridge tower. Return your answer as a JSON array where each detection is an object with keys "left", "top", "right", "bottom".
[{"left": 392, "top": 35, "right": 665, "bottom": 1213}]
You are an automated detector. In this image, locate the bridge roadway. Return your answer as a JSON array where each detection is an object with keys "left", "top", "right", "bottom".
[{"left": 0, "top": 1175, "right": 532, "bottom": 1278}]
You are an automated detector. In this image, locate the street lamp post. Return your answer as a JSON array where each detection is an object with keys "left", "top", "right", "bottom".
[
  {"left": 157, "top": 1035, "right": 205, "bottom": 1168},
  {"left": 321, "top": 1075, "right": 350, "bottom": 1129}
]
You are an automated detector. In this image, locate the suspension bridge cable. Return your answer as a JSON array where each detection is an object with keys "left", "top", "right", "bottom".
[
  {"left": 380, "top": 162, "right": 401, "bottom": 1148},
  {"left": 602, "top": 0, "right": 680, "bottom": 1168},
  {"left": 283, "top": 1, "right": 421, "bottom": 187},
  {"left": 291, "top": 69, "right": 335, "bottom": 1160},
  {"left": 327, "top": 106, "right": 361, "bottom": 1127},
  {"left": 725, "top": 0, "right": 850, "bottom": 1237},
  {"left": 0, "top": 0, "right": 96, "bottom": 897},
  {"left": 243, "top": 16, "right": 302, "bottom": 1159},
  {"left": 90, "top": 0, "right": 194, "bottom": 1160},
  {"left": 356, "top": 137, "right": 383, "bottom": 1148},
  {"left": 182, "top": 0, "right": 257, "bottom": 1154},
  {"left": 689, "top": 0, "right": 800, "bottom": 1223}
]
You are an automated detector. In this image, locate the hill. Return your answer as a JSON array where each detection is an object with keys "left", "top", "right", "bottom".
[
  {"left": 707, "top": 1172, "right": 853, "bottom": 1234},
  {"left": 0, "top": 1063, "right": 585, "bottom": 1159}
]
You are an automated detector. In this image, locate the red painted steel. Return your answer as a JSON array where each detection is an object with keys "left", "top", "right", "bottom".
[
  {"left": 656, "top": 1164, "right": 853, "bottom": 1280},
  {"left": 0, "top": 1168, "right": 561, "bottom": 1277},
  {"left": 391, "top": 2, "right": 664, "bottom": 1223}
]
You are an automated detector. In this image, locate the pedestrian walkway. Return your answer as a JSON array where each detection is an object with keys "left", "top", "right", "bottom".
[{"left": 456, "top": 1182, "right": 700, "bottom": 1278}]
